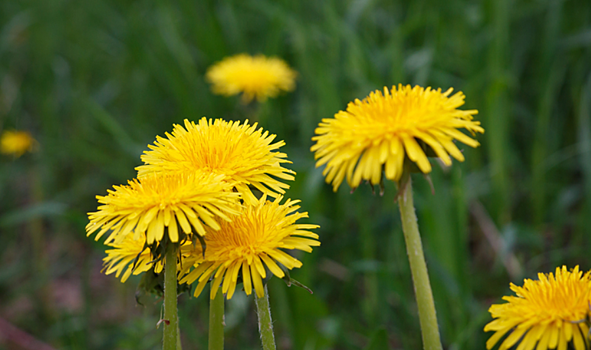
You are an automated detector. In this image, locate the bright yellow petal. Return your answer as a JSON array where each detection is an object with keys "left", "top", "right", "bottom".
[
  {"left": 260, "top": 254, "right": 284, "bottom": 278},
  {"left": 557, "top": 328, "right": 567, "bottom": 350},
  {"left": 486, "top": 327, "right": 512, "bottom": 349},
  {"left": 210, "top": 266, "right": 226, "bottom": 300},
  {"left": 501, "top": 326, "right": 530, "bottom": 350},
  {"left": 251, "top": 264, "right": 265, "bottom": 298},
  {"left": 571, "top": 325, "right": 586, "bottom": 350},
  {"left": 402, "top": 136, "right": 431, "bottom": 173},
  {"left": 537, "top": 328, "right": 551, "bottom": 350},
  {"left": 548, "top": 325, "right": 559, "bottom": 349},
  {"left": 174, "top": 208, "right": 192, "bottom": 234},
  {"left": 168, "top": 219, "right": 179, "bottom": 242},
  {"left": 225, "top": 263, "right": 242, "bottom": 299},
  {"left": 242, "top": 261, "right": 252, "bottom": 296}
]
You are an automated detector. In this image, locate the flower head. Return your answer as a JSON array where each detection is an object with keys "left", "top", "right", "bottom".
[
  {"left": 484, "top": 266, "right": 591, "bottom": 350},
  {"left": 180, "top": 195, "right": 320, "bottom": 300},
  {"left": 86, "top": 171, "right": 241, "bottom": 245},
  {"left": 102, "top": 232, "right": 201, "bottom": 283},
  {"left": 206, "top": 54, "right": 297, "bottom": 102},
  {"left": 311, "top": 84, "right": 484, "bottom": 191},
  {"left": 137, "top": 118, "right": 295, "bottom": 204},
  {"left": 1, "top": 130, "right": 37, "bottom": 157}
]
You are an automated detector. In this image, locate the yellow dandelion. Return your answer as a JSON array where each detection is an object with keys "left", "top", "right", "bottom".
[
  {"left": 0, "top": 130, "right": 37, "bottom": 157},
  {"left": 180, "top": 195, "right": 320, "bottom": 300},
  {"left": 484, "top": 266, "right": 591, "bottom": 350},
  {"left": 102, "top": 232, "right": 202, "bottom": 283},
  {"left": 206, "top": 53, "right": 297, "bottom": 102},
  {"left": 86, "top": 171, "right": 241, "bottom": 245},
  {"left": 311, "top": 84, "right": 484, "bottom": 191},
  {"left": 137, "top": 118, "right": 295, "bottom": 204}
]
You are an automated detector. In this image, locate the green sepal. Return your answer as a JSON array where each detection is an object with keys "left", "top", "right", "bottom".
[
  {"left": 146, "top": 230, "right": 181, "bottom": 267},
  {"left": 135, "top": 268, "right": 192, "bottom": 304},
  {"left": 280, "top": 269, "right": 313, "bottom": 294},
  {"left": 423, "top": 173, "right": 435, "bottom": 195},
  {"left": 416, "top": 139, "right": 438, "bottom": 158},
  {"left": 192, "top": 234, "right": 207, "bottom": 258},
  {"left": 394, "top": 158, "right": 437, "bottom": 202},
  {"left": 282, "top": 276, "right": 313, "bottom": 294},
  {"left": 136, "top": 270, "right": 164, "bottom": 305},
  {"left": 178, "top": 280, "right": 192, "bottom": 296},
  {"left": 406, "top": 159, "right": 423, "bottom": 174}
]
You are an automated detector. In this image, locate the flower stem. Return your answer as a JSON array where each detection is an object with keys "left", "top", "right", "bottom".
[
  {"left": 208, "top": 286, "right": 224, "bottom": 350},
  {"left": 163, "top": 244, "right": 179, "bottom": 350},
  {"left": 398, "top": 172, "right": 443, "bottom": 350},
  {"left": 255, "top": 285, "right": 276, "bottom": 350}
]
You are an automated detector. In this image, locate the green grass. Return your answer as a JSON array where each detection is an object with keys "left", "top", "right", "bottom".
[{"left": 1, "top": 0, "right": 590, "bottom": 349}]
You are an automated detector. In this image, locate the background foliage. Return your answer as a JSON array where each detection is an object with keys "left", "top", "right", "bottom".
[{"left": 1, "top": 0, "right": 590, "bottom": 349}]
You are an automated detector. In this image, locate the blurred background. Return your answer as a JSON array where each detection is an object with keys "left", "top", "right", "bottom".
[{"left": 1, "top": 0, "right": 590, "bottom": 349}]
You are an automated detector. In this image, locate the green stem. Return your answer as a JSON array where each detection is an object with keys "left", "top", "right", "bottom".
[
  {"left": 29, "top": 166, "right": 53, "bottom": 323},
  {"left": 398, "top": 172, "right": 443, "bottom": 350},
  {"left": 255, "top": 285, "right": 276, "bottom": 350},
  {"left": 209, "top": 286, "right": 225, "bottom": 350},
  {"left": 163, "top": 244, "right": 179, "bottom": 350}
]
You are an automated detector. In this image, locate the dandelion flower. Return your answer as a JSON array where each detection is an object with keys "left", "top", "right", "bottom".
[
  {"left": 206, "top": 54, "right": 297, "bottom": 102},
  {"left": 102, "top": 232, "right": 202, "bottom": 283},
  {"left": 86, "top": 171, "right": 241, "bottom": 245},
  {"left": 180, "top": 195, "right": 320, "bottom": 300},
  {"left": 484, "top": 266, "right": 591, "bottom": 350},
  {"left": 0, "top": 130, "right": 37, "bottom": 157},
  {"left": 311, "top": 84, "right": 484, "bottom": 191},
  {"left": 137, "top": 118, "right": 294, "bottom": 204}
]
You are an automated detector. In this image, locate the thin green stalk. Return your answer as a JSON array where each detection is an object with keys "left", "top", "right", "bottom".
[
  {"left": 486, "top": 0, "right": 511, "bottom": 224},
  {"left": 398, "top": 172, "right": 443, "bottom": 350},
  {"left": 209, "top": 286, "right": 224, "bottom": 350},
  {"left": 255, "top": 285, "right": 276, "bottom": 350},
  {"left": 163, "top": 244, "right": 179, "bottom": 350},
  {"left": 29, "top": 166, "right": 53, "bottom": 324}
]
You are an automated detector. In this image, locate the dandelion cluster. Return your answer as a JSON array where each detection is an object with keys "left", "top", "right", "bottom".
[
  {"left": 485, "top": 266, "right": 591, "bottom": 350},
  {"left": 206, "top": 54, "right": 297, "bottom": 102},
  {"left": 87, "top": 114, "right": 317, "bottom": 300},
  {"left": 311, "top": 84, "right": 484, "bottom": 191}
]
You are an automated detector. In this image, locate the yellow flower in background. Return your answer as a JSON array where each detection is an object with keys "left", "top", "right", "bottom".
[
  {"left": 180, "top": 195, "right": 320, "bottom": 300},
  {"left": 102, "top": 232, "right": 201, "bottom": 283},
  {"left": 311, "top": 84, "right": 484, "bottom": 191},
  {"left": 484, "top": 266, "right": 591, "bottom": 350},
  {"left": 0, "top": 130, "right": 37, "bottom": 157},
  {"left": 206, "top": 54, "right": 297, "bottom": 102},
  {"left": 137, "top": 118, "right": 295, "bottom": 204},
  {"left": 86, "top": 171, "right": 241, "bottom": 245}
]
